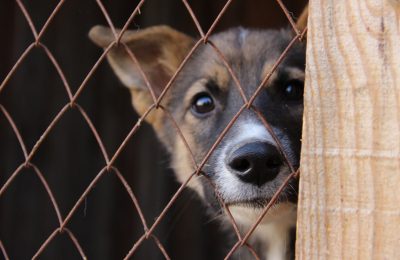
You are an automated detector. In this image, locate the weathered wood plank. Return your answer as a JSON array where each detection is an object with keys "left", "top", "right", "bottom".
[{"left": 296, "top": 0, "right": 400, "bottom": 259}]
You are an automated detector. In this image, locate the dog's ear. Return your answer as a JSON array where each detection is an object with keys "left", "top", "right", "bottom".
[
  {"left": 296, "top": 4, "right": 308, "bottom": 32},
  {"left": 89, "top": 25, "right": 194, "bottom": 123}
]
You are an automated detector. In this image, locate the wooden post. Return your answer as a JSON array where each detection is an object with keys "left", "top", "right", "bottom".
[{"left": 296, "top": 0, "right": 400, "bottom": 259}]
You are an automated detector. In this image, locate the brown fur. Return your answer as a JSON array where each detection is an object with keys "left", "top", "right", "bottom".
[
  {"left": 296, "top": 4, "right": 308, "bottom": 32},
  {"left": 89, "top": 5, "right": 308, "bottom": 259}
]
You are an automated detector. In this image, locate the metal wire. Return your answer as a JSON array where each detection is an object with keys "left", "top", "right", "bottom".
[{"left": 0, "top": 0, "right": 306, "bottom": 259}]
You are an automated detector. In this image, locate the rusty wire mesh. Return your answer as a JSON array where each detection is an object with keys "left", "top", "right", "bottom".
[{"left": 0, "top": 0, "right": 307, "bottom": 259}]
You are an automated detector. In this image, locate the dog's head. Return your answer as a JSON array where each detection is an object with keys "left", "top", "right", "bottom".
[{"left": 89, "top": 15, "right": 306, "bottom": 225}]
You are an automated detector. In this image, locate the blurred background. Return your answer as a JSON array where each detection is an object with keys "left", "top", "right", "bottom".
[{"left": 0, "top": 0, "right": 307, "bottom": 259}]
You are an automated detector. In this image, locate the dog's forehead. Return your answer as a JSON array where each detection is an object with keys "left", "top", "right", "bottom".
[
  {"left": 206, "top": 28, "right": 293, "bottom": 65},
  {"left": 180, "top": 28, "right": 300, "bottom": 88}
]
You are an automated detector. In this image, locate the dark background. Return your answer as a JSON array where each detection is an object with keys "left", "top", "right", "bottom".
[{"left": 0, "top": 0, "right": 307, "bottom": 259}]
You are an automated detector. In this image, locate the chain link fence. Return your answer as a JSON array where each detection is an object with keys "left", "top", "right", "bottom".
[{"left": 0, "top": 0, "right": 307, "bottom": 259}]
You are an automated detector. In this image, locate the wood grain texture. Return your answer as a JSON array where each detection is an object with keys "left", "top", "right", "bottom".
[{"left": 296, "top": 0, "right": 400, "bottom": 259}]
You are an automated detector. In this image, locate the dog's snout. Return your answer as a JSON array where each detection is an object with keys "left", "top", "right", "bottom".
[{"left": 227, "top": 142, "right": 282, "bottom": 186}]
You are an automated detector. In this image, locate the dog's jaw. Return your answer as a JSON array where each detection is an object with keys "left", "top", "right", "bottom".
[{"left": 229, "top": 202, "right": 297, "bottom": 260}]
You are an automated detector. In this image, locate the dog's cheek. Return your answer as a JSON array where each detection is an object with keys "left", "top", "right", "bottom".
[
  {"left": 170, "top": 125, "right": 205, "bottom": 197},
  {"left": 129, "top": 89, "right": 164, "bottom": 128}
]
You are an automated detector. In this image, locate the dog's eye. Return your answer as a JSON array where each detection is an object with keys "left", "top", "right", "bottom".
[
  {"left": 191, "top": 93, "right": 215, "bottom": 115},
  {"left": 283, "top": 80, "right": 304, "bottom": 101}
]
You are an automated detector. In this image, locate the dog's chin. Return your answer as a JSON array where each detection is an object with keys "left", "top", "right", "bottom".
[
  {"left": 224, "top": 191, "right": 292, "bottom": 209},
  {"left": 218, "top": 179, "right": 298, "bottom": 209},
  {"left": 227, "top": 200, "right": 297, "bottom": 227},
  {"left": 226, "top": 197, "right": 276, "bottom": 209}
]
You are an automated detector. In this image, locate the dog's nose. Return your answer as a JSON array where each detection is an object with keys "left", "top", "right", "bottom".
[{"left": 227, "top": 142, "right": 282, "bottom": 186}]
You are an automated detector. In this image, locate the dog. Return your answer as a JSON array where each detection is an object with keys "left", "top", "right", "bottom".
[{"left": 89, "top": 7, "right": 307, "bottom": 259}]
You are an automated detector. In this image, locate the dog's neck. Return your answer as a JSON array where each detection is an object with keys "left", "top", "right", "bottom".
[{"left": 228, "top": 202, "right": 297, "bottom": 259}]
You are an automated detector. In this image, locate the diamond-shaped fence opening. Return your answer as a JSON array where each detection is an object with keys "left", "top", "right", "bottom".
[{"left": 0, "top": 0, "right": 307, "bottom": 259}]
